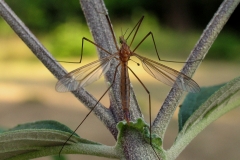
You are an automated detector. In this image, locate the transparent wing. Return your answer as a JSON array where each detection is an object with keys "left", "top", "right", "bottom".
[
  {"left": 134, "top": 53, "right": 200, "bottom": 93},
  {"left": 56, "top": 53, "right": 118, "bottom": 92}
]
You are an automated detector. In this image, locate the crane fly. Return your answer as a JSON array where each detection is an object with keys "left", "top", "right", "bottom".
[{"left": 56, "top": 15, "right": 200, "bottom": 158}]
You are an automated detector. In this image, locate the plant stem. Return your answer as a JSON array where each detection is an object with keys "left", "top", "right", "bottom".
[
  {"left": 152, "top": 0, "right": 240, "bottom": 139},
  {"left": 6, "top": 143, "right": 120, "bottom": 160}
]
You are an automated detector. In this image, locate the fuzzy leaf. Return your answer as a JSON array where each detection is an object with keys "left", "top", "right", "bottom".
[
  {"left": 178, "top": 83, "right": 224, "bottom": 131},
  {"left": 0, "top": 120, "right": 99, "bottom": 159},
  {"left": 0, "top": 128, "right": 6, "bottom": 133},
  {"left": 177, "top": 76, "right": 240, "bottom": 139},
  {"left": 168, "top": 77, "right": 240, "bottom": 160},
  {"left": 179, "top": 76, "right": 240, "bottom": 134},
  {"left": 51, "top": 155, "right": 67, "bottom": 160}
]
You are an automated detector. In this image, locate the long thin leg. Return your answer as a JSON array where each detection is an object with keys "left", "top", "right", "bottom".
[
  {"left": 132, "top": 32, "right": 161, "bottom": 60},
  {"left": 127, "top": 67, "right": 160, "bottom": 159},
  {"left": 133, "top": 32, "right": 203, "bottom": 63},
  {"left": 105, "top": 15, "right": 119, "bottom": 51},
  {"left": 57, "top": 37, "right": 113, "bottom": 63},
  {"left": 126, "top": 16, "right": 145, "bottom": 48},
  {"left": 59, "top": 63, "right": 121, "bottom": 156}
]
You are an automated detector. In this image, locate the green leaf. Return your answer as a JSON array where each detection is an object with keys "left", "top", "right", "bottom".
[
  {"left": 51, "top": 155, "right": 67, "bottom": 160},
  {"left": 8, "top": 120, "right": 78, "bottom": 135},
  {"left": 179, "top": 76, "right": 240, "bottom": 134},
  {"left": 117, "top": 118, "right": 162, "bottom": 148},
  {"left": 167, "top": 77, "right": 240, "bottom": 159},
  {"left": 178, "top": 83, "right": 225, "bottom": 131},
  {"left": 0, "top": 127, "right": 6, "bottom": 133},
  {"left": 0, "top": 120, "right": 99, "bottom": 159}
]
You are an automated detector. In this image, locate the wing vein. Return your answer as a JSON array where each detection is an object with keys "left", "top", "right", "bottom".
[
  {"left": 133, "top": 53, "right": 200, "bottom": 92},
  {"left": 56, "top": 53, "right": 118, "bottom": 92}
]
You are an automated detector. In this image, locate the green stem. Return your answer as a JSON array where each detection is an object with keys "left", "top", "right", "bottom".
[{"left": 7, "top": 143, "right": 120, "bottom": 160}]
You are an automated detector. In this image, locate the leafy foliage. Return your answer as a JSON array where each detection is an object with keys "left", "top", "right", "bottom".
[
  {"left": 0, "top": 120, "right": 100, "bottom": 159},
  {"left": 167, "top": 76, "right": 240, "bottom": 160},
  {"left": 178, "top": 83, "right": 225, "bottom": 131}
]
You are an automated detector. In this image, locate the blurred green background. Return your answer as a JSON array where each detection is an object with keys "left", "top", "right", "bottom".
[
  {"left": 0, "top": 0, "right": 240, "bottom": 160},
  {"left": 1, "top": 0, "right": 240, "bottom": 61}
]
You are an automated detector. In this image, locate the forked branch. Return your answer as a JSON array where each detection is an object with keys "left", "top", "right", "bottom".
[{"left": 1, "top": 0, "right": 239, "bottom": 159}]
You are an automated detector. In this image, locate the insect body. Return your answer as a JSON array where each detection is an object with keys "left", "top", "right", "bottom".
[{"left": 56, "top": 15, "right": 200, "bottom": 158}]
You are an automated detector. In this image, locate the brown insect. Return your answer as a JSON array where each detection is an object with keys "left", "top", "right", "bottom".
[{"left": 56, "top": 15, "right": 200, "bottom": 158}]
